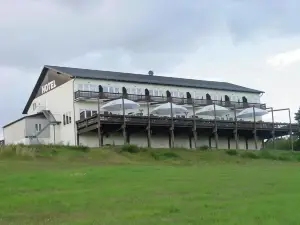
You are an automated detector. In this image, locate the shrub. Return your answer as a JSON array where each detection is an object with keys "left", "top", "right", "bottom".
[
  {"left": 225, "top": 149, "right": 238, "bottom": 156},
  {"left": 150, "top": 151, "right": 180, "bottom": 160},
  {"left": 121, "top": 144, "right": 140, "bottom": 153},
  {"left": 198, "top": 145, "right": 209, "bottom": 151},
  {"left": 259, "top": 150, "right": 278, "bottom": 160},
  {"left": 240, "top": 151, "right": 259, "bottom": 159}
]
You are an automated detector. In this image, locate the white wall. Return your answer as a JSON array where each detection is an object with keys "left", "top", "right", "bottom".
[
  {"left": 78, "top": 131, "right": 261, "bottom": 150},
  {"left": 3, "top": 119, "right": 26, "bottom": 144},
  {"left": 27, "top": 79, "right": 76, "bottom": 145},
  {"left": 74, "top": 78, "right": 262, "bottom": 122},
  {"left": 74, "top": 78, "right": 261, "bottom": 103}
]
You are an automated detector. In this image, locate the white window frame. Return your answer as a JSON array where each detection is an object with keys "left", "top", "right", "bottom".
[{"left": 35, "top": 124, "right": 42, "bottom": 132}]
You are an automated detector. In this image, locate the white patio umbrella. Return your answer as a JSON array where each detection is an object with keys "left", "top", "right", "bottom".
[
  {"left": 101, "top": 98, "right": 140, "bottom": 111},
  {"left": 151, "top": 102, "right": 188, "bottom": 115},
  {"left": 195, "top": 104, "right": 229, "bottom": 117},
  {"left": 237, "top": 107, "right": 268, "bottom": 118}
]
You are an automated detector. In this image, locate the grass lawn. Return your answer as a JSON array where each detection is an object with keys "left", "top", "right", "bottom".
[{"left": 1, "top": 146, "right": 300, "bottom": 224}]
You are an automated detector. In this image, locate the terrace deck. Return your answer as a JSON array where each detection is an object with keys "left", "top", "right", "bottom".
[{"left": 77, "top": 114, "right": 298, "bottom": 138}]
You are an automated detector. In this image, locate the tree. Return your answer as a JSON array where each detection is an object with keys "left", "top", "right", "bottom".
[{"left": 295, "top": 107, "right": 300, "bottom": 124}]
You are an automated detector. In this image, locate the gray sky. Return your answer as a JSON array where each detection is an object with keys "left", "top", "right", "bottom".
[{"left": 1, "top": 0, "right": 300, "bottom": 138}]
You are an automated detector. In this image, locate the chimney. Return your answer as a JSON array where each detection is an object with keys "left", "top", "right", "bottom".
[{"left": 148, "top": 70, "right": 154, "bottom": 76}]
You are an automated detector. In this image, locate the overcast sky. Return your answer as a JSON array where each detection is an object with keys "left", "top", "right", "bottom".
[{"left": 1, "top": 0, "right": 300, "bottom": 138}]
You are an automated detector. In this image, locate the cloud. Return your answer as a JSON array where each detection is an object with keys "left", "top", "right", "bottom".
[
  {"left": 1, "top": 0, "right": 300, "bottom": 129},
  {"left": 1, "top": 0, "right": 300, "bottom": 70},
  {"left": 267, "top": 48, "right": 300, "bottom": 68}
]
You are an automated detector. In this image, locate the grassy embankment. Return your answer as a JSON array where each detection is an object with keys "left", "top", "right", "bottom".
[{"left": 1, "top": 144, "right": 300, "bottom": 225}]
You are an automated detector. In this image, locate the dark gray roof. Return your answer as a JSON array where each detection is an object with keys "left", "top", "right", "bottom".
[
  {"left": 47, "top": 65, "right": 263, "bottom": 94},
  {"left": 22, "top": 65, "right": 263, "bottom": 114}
]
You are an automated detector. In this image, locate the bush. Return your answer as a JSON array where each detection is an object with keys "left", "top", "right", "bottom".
[
  {"left": 225, "top": 149, "right": 238, "bottom": 156},
  {"left": 259, "top": 150, "right": 278, "bottom": 160},
  {"left": 240, "top": 151, "right": 259, "bottom": 159},
  {"left": 121, "top": 144, "right": 140, "bottom": 153},
  {"left": 198, "top": 145, "right": 209, "bottom": 151},
  {"left": 150, "top": 151, "right": 180, "bottom": 160}
]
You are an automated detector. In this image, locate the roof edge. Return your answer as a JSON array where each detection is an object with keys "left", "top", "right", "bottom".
[
  {"left": 75, "top": 76, "right": 264, "bottom": 94},
  {"left": 46, "top": 65, "right": 264, "bottom": 94},
  {"left": 22, "top": 66, "right": 49, "bottom": 114}
]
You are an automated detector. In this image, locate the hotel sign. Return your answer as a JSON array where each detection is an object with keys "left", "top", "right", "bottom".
[{"left": 36, "top": 69, "right": 72, "bottom": 98}]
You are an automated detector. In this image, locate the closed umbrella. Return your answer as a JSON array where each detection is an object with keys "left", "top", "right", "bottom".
[
  {"left": 101, "top": 98, "right": 140, "bottom": 111},
  {"left": 195, "top": 104, "right": 229, "bottom": 117},
  {"left": 151, "top": 102, "right": 188, "bottom": 115},
  {"left": 237, "top": 107, "right": 268, "bottom": 118}
]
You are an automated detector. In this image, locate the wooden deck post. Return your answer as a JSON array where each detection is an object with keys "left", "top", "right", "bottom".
[
  {"left": 192, "top": 100, "right": 197, "bottom": 149},
  {"left": 252, "top": 106, "right": 258, "bottom": 150},
  {"left": 170, "top": 99, "right": 175, "bottom": 148},
  {"left": 122, "top": 96, "right": 127, "bottom": 145},
  {"left": 288, "top": 108, "right": 294, "bottom": 151},
  {"left": 213, "top": 103, "right": 219, "bottom": 149},
  {"left": 77, "top": 133, "right": 80, "bottom": 146},
  {"left": 233, "top": 104, "right": 239, "bottom": 149},
  {"left": 147, "top": 99, "right": 151, "bottom": 148},
  {"left": 97, "top": 88, "right": 102, "bottom": 147},
  {"left": 271, "top": 107, "right": 275, "bottom": 149}
]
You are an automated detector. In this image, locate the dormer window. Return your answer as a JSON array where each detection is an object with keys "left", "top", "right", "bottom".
[{"left": 33, "top": 103, "right": 36, "bottom": 111}]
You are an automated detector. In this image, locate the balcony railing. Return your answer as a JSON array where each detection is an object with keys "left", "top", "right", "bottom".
[
  {"left": 74, "top": 91, "right": 266, "bottom": 109},
  {"left": 76, "top": 114, "right": 298, "bottom": 132}
]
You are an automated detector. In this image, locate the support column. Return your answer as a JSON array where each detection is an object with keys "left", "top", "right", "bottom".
[
  {"left": 252, "top": 106, "right": 258, "bottom": 150},
  {"left": 122, "top": 96, "right": 127, "bottom": 145},
  {"left": 261, "top": 139, "right": 265, "bottom": 149},
  {"left": 213, "top": 103, "right": 219, "bottom": 149},
  {"left": 97, "top": 90, "right": 102, "bottom": 147},
  {"left": 53, "top": 124, "right": 56, "bottom": 144},
  {"left": 77, "top": 133, "right": 80, "bottom": 146},
  {"left": 233, "top": 105, "right": 239, "bottom": 149},
  {"left": 146, "top": 99, "right": 151, "bottom": 148},
  {"left": 227, "top": 136, "right": 230, "bottom": 149},
  {"left": 170, "top": 100, "right": 175, "bottom": 148},
  {"left": 271, "top": 107, "right": 276, "bottom": 149},
  {"left": 288, "top": 108, "right": 294, "bottom": 151},
  {"left": 192, "top": 100, "right": 197, "bottom": 149}
]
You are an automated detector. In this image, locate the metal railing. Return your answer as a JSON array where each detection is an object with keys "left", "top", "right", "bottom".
[
  {"left": 77, "top": 114, "right": 297, "bottom": 131},
  {"left": 74, "top": 91, "right": 266, "bottom": 109}
]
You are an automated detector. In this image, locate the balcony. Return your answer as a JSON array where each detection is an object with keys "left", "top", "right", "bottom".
[{"left": 74, "top": 91, "right": 266, "bottom": 109}]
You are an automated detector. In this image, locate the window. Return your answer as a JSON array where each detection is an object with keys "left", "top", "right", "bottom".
[
  {"left": 108, "top": 87, "right": 114, "bottom": 93},
  {"left": 33, "top": 103, "right": 36, "bottom": 111},
  {"left": 159, "top": 90, "right": 163, "bottom": 96},
  {"left": 68, "top": 112, "right": 72, "bottom": 124},
  {"left": 80, "top": 110, "right": 85, "bottom": 120},
  {"left": 137, "top": 88, "right": 142, "bottom": 95},
  {"left": 131, "top": 88, "right": 136, "bottom": 94},
  {"left": 35, "top": 124, "right": 42, "bottom": 132},
  {"left": 179, "top": 92, "right": 184, "bottom": 98},
  {"left": 90, "top": 84, "right": 97, "bottom": 92},
  {"left": 115, "top": 87, "right": 120, "bottom": 93},
  {"left": 103, "top": 86, "right": 108, "bottom": 92},
  {"left": 66, "top": 114, "right": 69, "bottom": 124},
  {"left": 86, "top": 110, "right": 92, "bottom": 118},
  {"left": 154, "top": 90, "right": 159, "bottom": 96},
  {"left": 172, "top": 91, "right": 178, "bottom": 97},
  {"left": 79, "top": 110, "right": 97, "bottom": 120},
  {"left": 63, "top": 112, "right": 72, "bottom": 125},
  {"left": 77, "top": 84, "right": 84, "bottom": 91},
  {"left": 83, "top": 84, "right": 90, "bottom": 91},
  {"left": 149, "top": 90, "right": 153, "bottom": 96}
]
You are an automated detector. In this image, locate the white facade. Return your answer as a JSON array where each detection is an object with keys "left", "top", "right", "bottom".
[{"left": 3, "top": 66, "right": 265, "bottom": 150}]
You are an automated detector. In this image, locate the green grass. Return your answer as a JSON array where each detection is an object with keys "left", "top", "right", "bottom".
[{"left": 1, "top": 145, "right": 300, "bottom": 224}]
